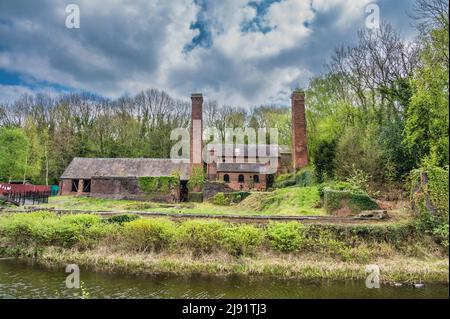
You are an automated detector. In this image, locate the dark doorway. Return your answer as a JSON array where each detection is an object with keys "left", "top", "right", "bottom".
[
  {"left": 267, "top": 174, "right": 274, "bottom": 188},
  {"left": 180, "top": 180, "right": 188, "bottom": 202},
  {"left": 83, "top": 179, "right": 91, "bottom": 193},
  {"left": 223, "top": 174, "right": 230, "bottom": 183},
  {"left": 71, "top": 179, "right": 79, "bottom": 192},
  {"left": 238, "top": 174, "right": 244, "bottom": 183}
]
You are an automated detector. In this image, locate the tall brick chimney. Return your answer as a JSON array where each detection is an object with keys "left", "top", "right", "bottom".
[
  {"left": 291, "top": 89, "right": 308, "bottom": 171},
  {"left": 190, "top": 93, "right": 203, "bottom": 174}
]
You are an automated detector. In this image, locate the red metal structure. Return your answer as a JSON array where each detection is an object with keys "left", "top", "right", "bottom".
[{"left": 0, "top": 183, "right": 51, "bottom": 195}]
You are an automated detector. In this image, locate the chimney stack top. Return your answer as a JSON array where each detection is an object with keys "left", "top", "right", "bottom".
[{"left": 191, "top": 93, "right": 203, "bottom": 99}]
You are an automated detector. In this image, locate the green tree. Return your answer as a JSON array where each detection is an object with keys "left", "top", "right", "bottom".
[{"left": 0, "top": 128, "right": 29, "bottom": 182}]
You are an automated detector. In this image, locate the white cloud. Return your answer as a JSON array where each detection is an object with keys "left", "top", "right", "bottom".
[{"left": 0, "top": 0, "right": 412, "bottom": 107}]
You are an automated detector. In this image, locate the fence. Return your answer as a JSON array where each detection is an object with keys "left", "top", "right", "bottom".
[{"left": 4, "top": 191, "right": 51, "bottom": 205}]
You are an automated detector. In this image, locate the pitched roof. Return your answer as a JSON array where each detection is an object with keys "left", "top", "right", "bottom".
[
  {"left": 60, "top": 158, "right": 190, "bottom": 180},
  {"left": 216, "top": 162, "right": 268, "bottom": 173}
]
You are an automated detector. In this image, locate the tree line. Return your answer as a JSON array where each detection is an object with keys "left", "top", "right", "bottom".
[{"left": 0, "top": 0, "right": 448, "bottom": 188}]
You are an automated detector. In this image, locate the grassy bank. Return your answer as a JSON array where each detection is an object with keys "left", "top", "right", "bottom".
[
  {"left": 0, "top": 212, "right": 447, "bottom": 283},
  {"left": 13, "top": 186, "right": 327, "bottom": 216}
]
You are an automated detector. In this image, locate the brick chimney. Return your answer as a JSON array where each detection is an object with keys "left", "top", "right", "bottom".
[
  {"left": 190, "top": 93, "right": 203, "bottom": 174},
  {"left": 291, "top": 89, "right": 308, "bottom": 171}
]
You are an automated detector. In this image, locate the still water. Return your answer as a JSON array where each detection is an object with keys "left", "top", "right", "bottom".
[{"left": 0, "top": 259, "right": 448, "bottom": 299}]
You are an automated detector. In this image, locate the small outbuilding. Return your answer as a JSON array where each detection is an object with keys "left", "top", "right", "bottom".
[{"left": 60, "top": 158, "right": 190, "bottom": 201}]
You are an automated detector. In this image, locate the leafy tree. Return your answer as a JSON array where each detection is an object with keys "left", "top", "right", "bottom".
[
  {"left": 0, "top": 128, "right": 29, "bottom": 182},
  {"left": 312, "top": 139, "right": 337, "bottom": 183}
]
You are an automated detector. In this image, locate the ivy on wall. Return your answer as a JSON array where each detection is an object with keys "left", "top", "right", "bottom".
[
  {"left": 138, "top": 172, "right": 180, "bottom": 194},
  {"left": 410, "top": 166, "right": 449, "bottom": 249}
]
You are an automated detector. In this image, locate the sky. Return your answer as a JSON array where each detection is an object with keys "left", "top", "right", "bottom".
[{"left": 0, "top": 0, "right": 418, "bottom": 107}]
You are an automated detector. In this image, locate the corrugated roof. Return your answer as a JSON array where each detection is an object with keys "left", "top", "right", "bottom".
[
  {"left": 61, "top": 158, "right": 190, "bottom": 180},
  {"left": 216, "top": 162, "right": 268, "bottom": 173}
]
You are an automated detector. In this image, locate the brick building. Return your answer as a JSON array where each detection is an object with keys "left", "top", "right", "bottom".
[{"left": 60, "top": 89, "right": 308, "bottom": 198}]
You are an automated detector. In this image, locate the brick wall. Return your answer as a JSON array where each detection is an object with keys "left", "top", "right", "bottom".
[
  {"left": 217, "top": 172, "right": 267, "bottom": 191},
  {"left": 190, "top": 93, "right": 203, "bottom": 175},
  {"left": 291, "top": 89, "right": 308, "bottom": 171}
]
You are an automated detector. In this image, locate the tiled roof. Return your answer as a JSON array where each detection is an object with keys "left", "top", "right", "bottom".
[{"left": 61, "top": 158, "right": 190, "bottom": 180}]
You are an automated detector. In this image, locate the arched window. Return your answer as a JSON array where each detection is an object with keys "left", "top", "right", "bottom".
[
  {"left": 238, "top": 174, "right": 245, "bottom": 183},
  {"left": 223, "top": 174, "right": 230, "bottom": 183},
  {"left": 253, "top": 175, "right": 259, "bottom": 183}
]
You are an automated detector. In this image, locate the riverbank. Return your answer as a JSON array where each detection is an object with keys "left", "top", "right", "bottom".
[
  {"left": 6, "top": 246, "right": 448, "bottom": 284},
  {"left": 0, "top": 211, "right": 448, "bottom": 284}
]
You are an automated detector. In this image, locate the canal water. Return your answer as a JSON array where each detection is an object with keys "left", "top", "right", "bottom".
[{"left": 0, "top": 259, "right": 448, "bottom": 299}]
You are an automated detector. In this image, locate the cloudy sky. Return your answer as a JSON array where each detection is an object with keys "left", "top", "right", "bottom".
[{"left": 0, "top": 0, "right": 417, "bottom": 106}]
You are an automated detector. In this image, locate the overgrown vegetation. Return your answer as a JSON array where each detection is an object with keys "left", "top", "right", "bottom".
[
  {"left": 137, "top": 174, "right": 179, "bottom": 194},
  {"left": 410, "top": 166, "right": 449, "bottom": 250},
  {"left": 0, "top": 212, "right": 445, "bottom": 262}
]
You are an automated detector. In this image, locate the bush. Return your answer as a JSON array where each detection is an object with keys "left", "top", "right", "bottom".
[
  {"left": 123, "top": 218, "right": 176, "bottom": 252},
  {"left": 411, "top": 167, "right": 449, "bottom": 250},
  {"left": 266, "top": 222, "right": 306, "bottom": 252},
  {"left": 138, "top": 177, "right": 159, "bottom": 193},
  {"left": 274, "top": 174, "right": 296, "bottom": 188},
  {"left": 106, "top": 214, "right": 140, "bottom": 224},
  {"left": 323, "top": 189, "right": 379, "bottom": 214},
  {"left": 177, "top": 220, "right": 226, "bottom": 254},
  {"left": 228, "top": 192, "right": 251, "bottom": 203},
  {"left": 312, "top": 139, "right": 336, "bottom": 182},
  {"left": 213, "top": 192, "right": 231, "bottom": 206},
  {"left": 138, "top": 175, "right": 180, "bottom": 194},
  {"left": 222, "top": 225, "right": 264, "bottom": 256},
  {"left": 295, "top": 167, "right": 316, "bottom": 187},
  {"left": 187, "top": 166, "right": 205, "bottom": 191},
  {"left": 188, "top": 192, "right": 203, "bottom": 203},
  {"left": 318, "top": 181, "right": 365, "bottom": 198},
  {"left": 0, "top": 212, "right": 111, "bottom": 248}
]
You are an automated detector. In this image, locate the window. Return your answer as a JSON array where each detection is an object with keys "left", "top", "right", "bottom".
[
  {"left": 71, "top": 179, "right": 79, "bottom": 192},
  {"left": 253, "top": 175, "right": 259, "bottom": 183},
  {"left": 83, "top": 179, "right": 91, "bottom": 193},
  {"left": 238, "top": 174, "right": 244, "bottom": 183},
  {"left": 223, "top": 174, "right": 230, "bottom": 183}
]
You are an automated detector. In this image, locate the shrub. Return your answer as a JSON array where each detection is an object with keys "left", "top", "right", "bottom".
[
  {"left": 228, "top": 192, "right": 251, "bottom": 203},
  {"left": 213, "top": 192, "right": 231, "bottom": 206},
  {"left": 188, "top": 166, "right": 205, "bottom": 191},
  {"left": 188, "top": 192, "right": 203, "bottom": 203},
  {"left": 106, "top": 214, "right": 140, "bottom": 224},
  {"left": 274, "top": 174, "right": 296, "bottom": 188},
  {"left": 138, "top": 175, "right": 179, "bottom": 194},
  {"left": 138, "top": 177, "right": 159, "bottom": 193},
  {"left": 318, "top": 181, "right": 365, "bottom": 198},
  {"left": 222, "top": 225, "right": 264, "bottom": 256},
  {"left": 0, "top": 212, "right": 110, "bottom": 248},
  {"left": 177, "top": 220, "right": 226, "bottom": 254},
  {"left": 410, "top": 167, "right": 449, "bottom": 250},
  {"left": 123, "top": 218, "right": 176, "bottom": 252},
  {"left": 295, "top": 167, "right": 316, "bottom": 187},
  {"left": 266, "top": 222, "right": 306, "bottom": 252},
  {"left": 323, "top": 189, "right": 379, "bottom": 214},
  {"left": 312, "top": 139, "right": 336, "bottom": 182}
]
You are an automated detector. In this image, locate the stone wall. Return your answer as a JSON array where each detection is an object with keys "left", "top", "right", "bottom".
[{"left": 203, "top": 181, "right": 233, "bottom": 200}]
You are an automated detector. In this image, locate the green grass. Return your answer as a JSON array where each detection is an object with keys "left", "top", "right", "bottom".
[{"left": 18, "top": 186, "right": 325, "bottom": 216}]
